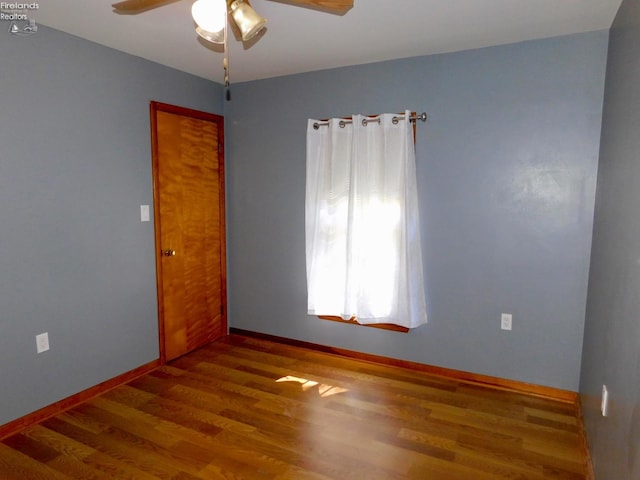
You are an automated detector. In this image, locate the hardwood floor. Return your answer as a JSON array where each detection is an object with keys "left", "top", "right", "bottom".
[{"left": 0, "top": 334, "right": 588, "bottom": 479}]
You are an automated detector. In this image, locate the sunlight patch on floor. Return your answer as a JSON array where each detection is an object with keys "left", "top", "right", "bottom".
[{"left": 276, "top": 375, "right": 349, "bottom": 398}]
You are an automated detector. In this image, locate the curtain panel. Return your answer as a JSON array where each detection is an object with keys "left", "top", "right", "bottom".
[{"left": 305, "top": 111, "right": 428, "bottom": 329}]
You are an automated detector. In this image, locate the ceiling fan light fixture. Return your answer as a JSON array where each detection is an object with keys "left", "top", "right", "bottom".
[
  {"left": 192, "top": 0, "right": 226, "bottom": 43},
  {"left": 195, "top": 25, "right": 225, "bottom": 43},
  {"left": 229, "top": 0, "right": 267, "bottom": 42}
]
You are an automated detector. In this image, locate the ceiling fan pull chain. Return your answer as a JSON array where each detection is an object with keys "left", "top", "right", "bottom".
[{"left": 224, "top": 18, "right": 231, "bottom": 101}]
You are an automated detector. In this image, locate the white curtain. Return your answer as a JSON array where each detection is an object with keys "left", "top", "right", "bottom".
[{"left": 306, "top": 111, "right": 428, "bottom": 329}]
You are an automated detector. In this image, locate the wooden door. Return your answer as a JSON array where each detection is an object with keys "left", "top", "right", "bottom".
[{"left": 150, "top": 102, "right": 226, "bottom": 362}]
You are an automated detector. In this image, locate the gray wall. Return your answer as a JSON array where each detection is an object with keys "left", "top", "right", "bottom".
[
  {"left": 0, "top": 26, "right": 222, "bottom": 425},
  {"left": 580, "top": 0, "right": 640, "bottom": 477},
  {"left": 225, "top": 31, "right": 608, "bottom": 391}
]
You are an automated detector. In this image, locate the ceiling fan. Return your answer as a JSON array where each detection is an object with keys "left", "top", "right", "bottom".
[
  {"left": 112, "top": 0, "right": 354, "bottom": 98},
  {"left": 112, "top": 0, "right": 354, "bottom": 16}
]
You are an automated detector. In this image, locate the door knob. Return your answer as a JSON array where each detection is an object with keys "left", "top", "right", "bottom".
[{"left": 161, "top": 249, "right": 176, "bottom": 256}]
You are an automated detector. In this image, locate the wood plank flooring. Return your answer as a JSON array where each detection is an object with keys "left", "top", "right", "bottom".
[{"left": 0, "top": 334, "right": 588, "bottom": 479}]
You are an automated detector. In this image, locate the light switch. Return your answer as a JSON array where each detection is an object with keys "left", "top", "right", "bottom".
[{"left": 140, "top": 205, "right": 150, "bottom": 222}]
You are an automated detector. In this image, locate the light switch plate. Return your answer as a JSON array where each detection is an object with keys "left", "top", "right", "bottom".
[
  {"left": 601, "top": 385, "right": 609, "bottom": 416},
  {"left": 140, "top": 205, "right": 150, "bottom": 222}
]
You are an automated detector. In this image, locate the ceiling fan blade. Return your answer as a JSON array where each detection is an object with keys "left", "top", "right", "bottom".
[
  {"left": 112, "top": 0, "right": 181, "bottom": 13},
  {"left": 270, "top": 0, "right": 354, "bottom": 15}
]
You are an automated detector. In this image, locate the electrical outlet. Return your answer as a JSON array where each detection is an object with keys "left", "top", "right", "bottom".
[
  {"left": 501, "top": 313, "right": 512, "bottom": 331},
  {"left": 601, "top": 385, "right": 609, "bottom": 417},
  {"left": 36, "top": 332, "right": 50, "bottom": 353}
]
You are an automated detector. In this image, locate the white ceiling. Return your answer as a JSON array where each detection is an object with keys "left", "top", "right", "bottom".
[{"left": 31, "top": 0, "right": 621, "bottom": 84}]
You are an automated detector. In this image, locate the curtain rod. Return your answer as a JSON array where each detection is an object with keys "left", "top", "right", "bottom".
[{"left": 312, "top": 112, "right": 427, "bottom": 130}]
